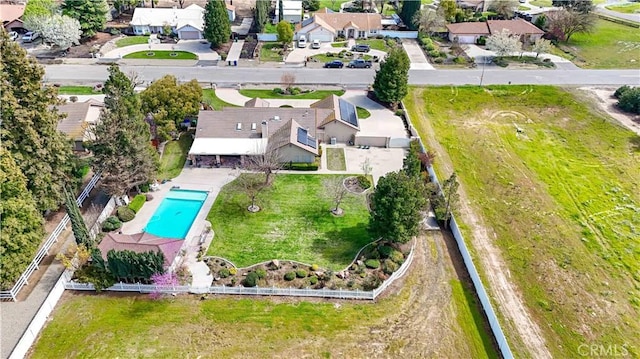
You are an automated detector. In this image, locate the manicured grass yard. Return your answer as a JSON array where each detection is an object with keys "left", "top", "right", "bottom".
[
  {"left": 57, "top": 85, "right": 101, "bottom": 95},
  {"left": 405, "top": 86, "right": 640, "bottom": 358},
  {"left": 326, "top": 148, "right": 346, "bottom": 171},
  {"left": 331, "top": 42, "right": 348, "bottom": 48},
  {"left": 355, "top": 39, "right": 393, "bottom": 52},
  {"left": 238, "top": 89, "right": 345, "bottom": 99},
  {"left": 356, "top": 106, "right": 371, "bottom": 119},
  {"left": 555, "top": 19, "right": 640, "bottom": 68},
  {"left": 202, "top": 89, "right": 238, "bottom": 110},
  {"left": 123, "top": 50, "right": 197, "bottom": 59},
  {"left": 115, "top": 35, "right": 149, "bottom": 47},
  {"left": 529, "top": 0, "right": 551, "bottom": 6},
  {"left": 207, "top": 174, "right": 371, "bottom": 269},
  {"left": 158, "top": 133, "right": 193, "bottom": 180},
  {"left": 319, "top": 0, "right": 350, "bottom": 11},
  {"left": 260, "top": 42, "right": 285, "bottom": 62},
  {"left": 606, "top": 2, "right": 640, "bottom": 13}
]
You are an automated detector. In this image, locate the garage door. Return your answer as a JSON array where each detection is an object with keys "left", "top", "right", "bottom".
[
  {"left": 457, "top": 35, "right": 476, "bottom": 44},
  {"left": 180, "top": 31, "right": 200, "bottom": 40},
  {"left": 309, "top": 32, "right": 333, "bottom": 43}
]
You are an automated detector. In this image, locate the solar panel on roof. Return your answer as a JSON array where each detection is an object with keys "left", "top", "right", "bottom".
[
  {"left": 296, "top": 127, "right": 317, "bottom": 149},
  {"left": 338, "top": 98, "right": 358, "bottom": 127}
]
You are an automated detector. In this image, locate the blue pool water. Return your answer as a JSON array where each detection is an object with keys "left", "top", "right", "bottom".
[{"left": 144, "top": 190, "right": 208, "bottom": 239}]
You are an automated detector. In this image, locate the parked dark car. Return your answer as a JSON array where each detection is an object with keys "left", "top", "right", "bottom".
[
  {"left": 347, "top": 59, "right": 372, "bottom": 68},
  {"left": 351, "top": 44, "right": 371, "bottom": 53},
  {"left": 324, "top": 60, "right": 344, "bottom": 68}
]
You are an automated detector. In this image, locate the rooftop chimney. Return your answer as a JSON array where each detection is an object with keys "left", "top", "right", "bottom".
[{"left": 261, "top": 121, "right": 268, "bottom": 138}]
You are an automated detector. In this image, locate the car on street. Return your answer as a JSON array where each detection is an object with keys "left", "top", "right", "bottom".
[
  {"left": 9, "top": 31, "right": 19, "bottom": 41},
  {"left": 312, "top": 39, "right": 321, "bottom": 49},
  {"left": 22, "top": 32, "right": 39, "bottom": 43},
  {"left": 324, "top": 60, "right": 344, "bottom": 68},
  {"left": 351, "top": 44, "right": 371, "bottom": 53},
  {"left": 347, "top": 58, "right": 372, "bottom": 68}
]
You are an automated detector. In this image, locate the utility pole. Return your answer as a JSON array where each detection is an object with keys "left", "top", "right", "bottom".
[{"left": 479, "top": 55, "right": 486, "bottom": 87}]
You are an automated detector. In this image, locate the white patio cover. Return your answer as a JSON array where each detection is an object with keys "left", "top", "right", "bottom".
[{"left": 189, "top": 138, "right": 268, "bottom": 156}]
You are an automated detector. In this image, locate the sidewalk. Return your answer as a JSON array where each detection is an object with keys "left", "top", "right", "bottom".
[{"left": 402, "top": 39, "right": 435, "bottom": 70}]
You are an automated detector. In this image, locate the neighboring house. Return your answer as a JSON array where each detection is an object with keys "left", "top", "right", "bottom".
[
  {"left": 98, "top": 232, "right": 184, "bottom": 269},
  {"left": 276, "top": 0, "right": 303, "bottom": 23},
  {"left": 130, "top": 4, "right": 205, "bottom": 40},
  {"left": 446, "top": 18, "right": 544, "bottom": 44},
  {"left": 226, "top": 2, "right": 236, "bottom": 22},
  {"left": 296, "top": 10, "right": 382, "bottom": 42},
  {"left": 188, "top": 95, "right": 361, "bottom": 165},
  {"left": 1, "top": 4, "right": 25, "bottom": 33},
  {"left": 55, "top": 99, "right": 103, "bottom": 151}
]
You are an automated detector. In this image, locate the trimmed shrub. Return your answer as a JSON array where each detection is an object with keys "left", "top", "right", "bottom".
[
  {"left": 219, "top": 268, "right": 230, "bottom": 278},
  {"left": 428, "top": 49, "right": 440, "bottom": 58},
  {"left": 356, "top": 175, "right": 371, "bottom": 189},
  {"left": 243, "top": 272, "right": 259, "bottom": 287},
  {"left": 395, "top": 109, "right": 405, "bottom": 117},
  {"left": 290, "top": 87, "right": 301, "bottom": 95},
  {"left": 378, "top": 245, "right": 393, "bottom": 258},
  {"left": 424, "top": 43, "right": 435, "bottom": 51},
  {"left": 364, "top": 245, "right": 381, "bottom": 259},
  {"left": 310, "top": 264, "right": 319, "bottom": 271},
  {"left": 365, "top": 259, "right": 380, "bottom": 269},
  {"left": 139, "top": 183, "right": 150, "bottom": 192},
  {"left": 283, "top": 162, "right": 318, "bottom": 171},
  {"left": 273, "top": 87, "right": 284, "bottom": 94},
  {"left": 438, "top": 51, "right": 447, "bottom": 58},
  {"left": 102, "top": 216, "right": 122, "bottom": 232},
  {"left": 453, "top": 57, "right": 466, "bottom": 64},
  {"left": 309, "top": 276, "right": 318, "bottom": 285},
  {"left": 296, "top": 269, "right": 308, "bottom": 278},
  {"left": 618, "top": 87, "right": 640, "bottom": 114},
  {"left": 434, "top": 58, "right": 444, "bottom": 64},
  {"left": 284, "top": 271, "right": 296, "bottom": 281},
  {"left": 229, "top": 267, "right": 238, "bottom": 275},
  {"left": 117, "top": 206, "right": 136, "bottom": 222},
  {"left": 614, "top": 85, "right": 631, "bottom": 99},
  {"left": 255, "top": 268, "right": 267, "bottom": 279},
  {"left": 390, "top": 250, "right": 404, "bottom": 264},
  {"left": 382, "top": 260, "right": 399, "bottom": 275},
  {"left": 128, "top": 194, "right": 146, "bottom": 213},
  {"left": 363, "top": 275, "right": 382, "bottom": 290}
]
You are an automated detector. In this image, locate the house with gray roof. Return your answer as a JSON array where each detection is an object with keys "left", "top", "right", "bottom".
[
  {"left": 55, "top": 99, "right": 103, "bottom": 151},
  {"left": 189, "top": 95, "right": 361, "bottom": 166}
]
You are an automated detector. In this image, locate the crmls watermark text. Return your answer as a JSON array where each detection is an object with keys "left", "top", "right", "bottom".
[{"left": 578, "top": 344, "right": 630, "bottom": 357}]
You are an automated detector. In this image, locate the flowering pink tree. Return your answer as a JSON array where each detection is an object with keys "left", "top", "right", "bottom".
[{"left": 149, "top": 272, "right": 178, "bottom": 299}]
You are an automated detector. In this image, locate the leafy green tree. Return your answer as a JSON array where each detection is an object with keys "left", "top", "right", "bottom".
[
  {"left": 64, "top": 187, "right": 92, "bottom": 247},
  {"left": 140, "top": 76, "right": 202, "bottom": 141},
  {"left": 400, "top": 0, "right": 421, "bottom": 30},
  {"left": 61, "top": 0, "right": 108, "bottom": 38},
  {"left": 403, "top": 143, "right": 422, "bottom": 178},
  {"left": 1, "top": 29, "right": 74, "bottom": 212},
  {"left": 369, "top": 171, "right": 428, "bottom": 243},
  {"left": 254, "top": 0, "right": 270, "bottom": 33},
  {"left": 24, "top": 0, "right": 56, "bottom": 18},
  {"left": 552, "top": 0, "right": 594, "bottom": 13},
  {"left": 0, "top": 148, "right": 45, "bottom": 290},
  {"left": 439, "top": 0, "right": 458, "bottom": 22},
  {"left": 618, "top": 87, "right": 640, "bottom": 114},
  {"left": 276, "top": 20, "right": 294, "bottom": 50},
  {"left": 303, "top": 0, "right": 320, "bottom": 11},
  {"left": 372, "top": 46, "right": 410, "bottom": 110},
  {"left": 203, "top": 0, "right": 231, "bottom": 48},
  {"left": 88, "top": 65, "right": 158, "bottom": 196}
]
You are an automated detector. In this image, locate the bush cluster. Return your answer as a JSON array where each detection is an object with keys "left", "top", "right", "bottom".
[
  {"left": 365, "top": 259, "right": 380, "bottom": 269},
  {"left": 243, "top": 272, "right": 259, "bottom": 287},
  {"left": 356, "top": 175, "right": 372, "bottom": 189},
  {"left": 139, "top": 183, "right": 150, "bottom": 192},
  {"left": 117, "top": 206, "right": 136, "bottom": 222},
  {"left": 219, "top": 268, "right": 230, "bottom": 278},
  {"left": 255, "top": 268, "right": 267, "bottom": 279},
  {"left": 284, "top": 271, "right": 296, "bottom": 281},
  {"left": 382, "top": 260, "right": 399, "bottom": 275},
  {"left": 310, "top": 263, "right": 319, "bottom": 271},
  {"left": 390, "top": 250, "right": 404, "bottom": 264},
  {"left": 309, "top": 276, "right": 318, "bottom": 285},
  {"left": 102, "top": 216, "right": 122, "bottom": 232},
  {"left": 615, "top": 86, "right": 640, "bottom": 114},
  {"left": 378, "top": 245, "right": 393, "bottom": 258},
  {"left": 296, "top": 269, "right": 308, "bottom": 278},
  {"left": 229, "top": 267, "right": 238, "bottom": 275},
  {"left": 128, "top": 194, "right": 146, "bottom": 213}
]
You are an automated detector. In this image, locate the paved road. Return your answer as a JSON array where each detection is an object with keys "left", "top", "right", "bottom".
[
  {"left": 596, "top": 3, "right": 640, "bottom": 23},
  {"left": 44, "top": 65, "right": 640, "bottom": 86}
]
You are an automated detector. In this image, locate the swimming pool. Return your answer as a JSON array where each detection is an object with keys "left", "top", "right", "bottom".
[{"left": 144, "top": 189, "right": 208, "bottom": 239}]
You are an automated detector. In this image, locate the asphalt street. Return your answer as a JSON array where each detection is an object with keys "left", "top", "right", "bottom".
[{"left": 44, "top": 65, "right": 640, "bottom": 87}]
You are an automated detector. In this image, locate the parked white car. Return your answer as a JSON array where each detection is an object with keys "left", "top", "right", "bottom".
[
  {"left": 312, "top": 39, "right": 321, "bottom": 49},
  {"left": 297, "top": 35, "right": 307, "bottom": 48},
  {"left": 9, "top": 31, "right": 19, "bottom": 41},
  {"left": 22, "top": 32, "right": 39, "bottom": 43}
]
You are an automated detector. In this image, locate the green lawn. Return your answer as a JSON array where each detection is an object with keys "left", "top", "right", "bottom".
[
  {"left": 57, "top": 85, "right": 101, "bottom": 95},
  {"left": 529, "top": 0, "right": 551, "bottom": 6},
  {"left": 115, "top": 35, "right": 150, "bottom": 47},
  {"left": 555, "top": 19, "right": 640, "bottom": 68},
  {"left": 405, "top": 86, "right": 640, "bottom": 358},
  {"left": 326, "top": 148, "right": 346, "bottom": 171},
  {"left": 319, "top": 0, "right": 350, "bottom": 11},
  {"left": 356, "top": 106, "right": 371, "bottom": 119},
  {"left": 331, "top": 42, "right": 348, "bottom": 48},
  {"left": 355, "top": 39, "right": 393, "bottom": 52},
  {"left": 238, "top": 89, "right": 345, "bottom": 99},
  {"left": 123, "top": 50, "right": 197, "bottom": 60},
  {"left": 158, "top": 133, "right": 193, "bottom": 180},
  {"left": 207, "top": 174, "right": 372, "bottom": 269},
  {"left": 382, "top": 3, "right": 397, "bottom": 15},
  {"left": 605, "top": 2, "right": 640, "bottom": 13},
  {"left": 202, "top": 89, "right": 239, "bottom": 110},
  {"left": 260, "top": 42, "right": 285, "bottom": 62},
  {"left": 518, "top": 5, "right": 531, "bottom": 11}
]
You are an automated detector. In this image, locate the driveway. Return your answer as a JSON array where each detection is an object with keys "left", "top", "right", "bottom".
[
  {"left": 285, "top": 41, "right": 387, "bottom": 63},
  {"left": 341, "top": 90, "right": 408, "bottom": 140},
  {"left": 101, "top": 39, "right": 220, "bottom": 60},
  {"left": 402, "top": 39, "right": 435, "bottom": 70}
]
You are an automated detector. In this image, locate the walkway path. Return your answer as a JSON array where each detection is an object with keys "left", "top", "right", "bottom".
[
  {"left": 101, "top": 40, "right": 219, "bottom": 60},
  {"left": 215, "top": 88, "right": 320, "bottom": 107},
  {"left": 403, "top": 39, "right": 435, "bottom": 70}
]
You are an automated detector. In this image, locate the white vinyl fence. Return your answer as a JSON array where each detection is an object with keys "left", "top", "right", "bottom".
[{"left": 0, "top": 173, "right": 101, "bottom": 301}]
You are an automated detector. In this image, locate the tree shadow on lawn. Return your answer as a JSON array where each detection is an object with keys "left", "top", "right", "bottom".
[
  {"left": 313, "top": 223, "right": 372, "bottom": 270},
  {"left": 630, "top": 135, "right": 640, "bottom": 153},
  {"left": 125, "top": 297, "right": 170, "bottom": 318}
]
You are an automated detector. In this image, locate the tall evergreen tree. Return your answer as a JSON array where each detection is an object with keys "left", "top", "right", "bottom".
[
  {"left": 0, "top": 148, "right": 45, "bottom": 290},
  {"left": 372, "top": 46, "right": 410, "bottom": 110},
  {"left": 88, "top": 65, "right": 158, "bottom": 196},
  {"left": 279, "top": 0, "right": 284, "bottom": 22},
  {"left": 61, "top": 0, "right": 108, "bottom": 38},
  {"left": 254, "top": 0, "right": 270, "bottom": 33},
  {"left": 203, "top": 0, "right": 231, "bottom": 49},
  {"left": 64, "top": 187, "right": 92, "bottom": 247},
  {"left": 400, "top": 0, "right": 421, "bottom": 30},
  {"left": 1, "top": 29, "right": 74, "bottom": 212}
]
